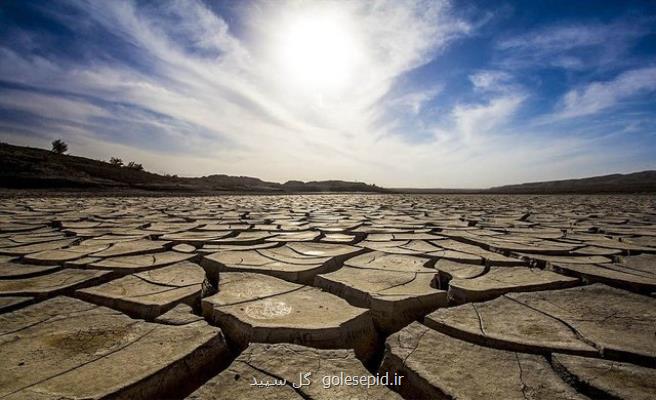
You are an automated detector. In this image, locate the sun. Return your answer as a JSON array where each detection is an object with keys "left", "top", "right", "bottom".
[{"left": 275, "top": 8, "right": 361, "bottom": 94}]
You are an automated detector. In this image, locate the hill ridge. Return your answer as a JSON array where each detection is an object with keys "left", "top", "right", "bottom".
[{"left": 1, "top": 142, "right": 655, "bottom": 193}]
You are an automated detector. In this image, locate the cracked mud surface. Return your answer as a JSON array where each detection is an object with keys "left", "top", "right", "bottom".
[
  {"left": 0, "top": 194, "right": 654, "bottom": 399},
  {"left": 188, "top": 343, "right": 403, "bottom": 400}
]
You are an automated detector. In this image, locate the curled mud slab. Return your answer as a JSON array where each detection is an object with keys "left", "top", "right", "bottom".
[
  {"left": 188, "top": 343, "right": 403, "bottom": 400},
  {"left": 0, "top": 238, "right": 79, "bottom": 257},
  {"left": 202, "top": 272, "right": 378, "bottom": 360},
  {"left": 425, "top": 283, "right": 656, "bottom": 364},
  {"left": 380, "top": 322, "right": 586, "bottom": 400},
  {"left": 90, "top": 238, "right": 172, "bottom": 258},
  {"left": 76, "top": 261, "right": 207, "bottom": 320},
  {"left": 552, "top": 353, "right": 656, "bottom": 400},
  {"left": 0, "top": 296, "right": 228, "bottom": 400},
  {"left": 315, "top": 251, "right": 447, "bottom": 332},
  {"left": 550, "top": 262, "right": 656, "bottom": 293},
  {"left": 0, "top": 262, "right": 62, "bottom": 279},
  {"left": 202, "top": 242, "right": 363, "bottom": 284},
  {"left": 446, "top": 265, "right": 579, "bottom": 304},
  {"left": 0, "top": 268, "right": 111, "bottom": 299},
  {"left": 89, "top": 251, "right": 196, "bottom": 273},
  {"left": 0, "top": 296, "right": 33, "bottom": 312}
]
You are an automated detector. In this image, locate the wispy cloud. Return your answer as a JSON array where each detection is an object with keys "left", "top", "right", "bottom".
[
  {"left": 553, "top": 67, "right": 656, "bottom": 119},
  {"left": 452, "top": 93, "right": 525, "bottom": 142},
  {"left": 389, "top": 86, "right": 443, "bottom": 115},
  {"left": 495, "top": 18, "right": 653, "bottom": 71},
  {"left": 469, "top": 70, "right": 515, "bottom": 92}
]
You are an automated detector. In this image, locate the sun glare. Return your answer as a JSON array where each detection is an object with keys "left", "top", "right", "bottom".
[{"left": 276, "top": 9, "right": 360, "bottom": 94}]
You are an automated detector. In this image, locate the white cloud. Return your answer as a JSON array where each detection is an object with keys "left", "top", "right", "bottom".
[
  {"left": 499, "top": 25, "right": 611, "bottom": 52},
  {"left": 452, "top": 93, "right": 525, "bottom": 141},
  {"left": 0, "top": 89, "right": 108, "bottom": 122},
  {"left": 389, "top": 86, "right": 443, "bottom": 115},
  {"left": 495, "top": 20, "right": 652, "bottom": 70},
  {"left": 555, "top": 67, "right": 656, "bottom": 119},
  {"left": 469, "top": 70, "right": 513, "bottom": 92}
]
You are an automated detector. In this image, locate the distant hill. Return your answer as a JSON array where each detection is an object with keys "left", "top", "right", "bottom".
[
  {"left": 282, "top": 180, "right": 383, "bottom": 192},
  {"left": 488, "top": 171, "right": 656, "bottom": 194},
  {"left": 2, "top": 142, "right": 654, "bottom": 194},
  {"left": 391, "top": 172, "right": 656, "bottom": 194},
  {"left": 0, "top": 142, "right": 384, "bottom": 193}
]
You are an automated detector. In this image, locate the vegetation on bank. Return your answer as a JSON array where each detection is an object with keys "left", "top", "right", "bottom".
[{"left": 0, "top": 141, "right": 383, "bottom": 193}]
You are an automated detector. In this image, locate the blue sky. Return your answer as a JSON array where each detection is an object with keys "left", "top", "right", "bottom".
[{"left": 0, "top": 0, "right": 655, "bottom": 187}]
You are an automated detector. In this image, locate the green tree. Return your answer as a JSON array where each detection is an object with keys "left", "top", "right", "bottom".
[{"left": 109, "top": 157, "right": 123, "bottom": 167}]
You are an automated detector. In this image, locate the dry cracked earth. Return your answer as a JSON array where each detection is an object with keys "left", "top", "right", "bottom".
[{"left": 0, "top": 194, "right": 654, "bottom": 400}]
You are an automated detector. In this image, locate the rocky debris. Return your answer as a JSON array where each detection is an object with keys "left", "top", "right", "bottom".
[
  {"left": 202, "top": 242, "right": 363, "bottom": 284},
  {"left": 202, "top": 272, "right": 377, "bottom": 360},
  {"left": 77, "top": 261, "right": 206, "bottom": 319},
  {"left": 89, "top": 250, "right": 195, "bottom": 273},
  {"left": 0, "top": 296, "right": 228, "bottom": 400},
  {"left": 425, "top": 284, "right": 656, "bottom": 364},
  {"left": 380, "top": 322, "right": 585, "bottom": 400},
  {"left": 0, "top": 268, "right": 111, "bottom": 299},
  {"left": 188, "top": 343, "right": 403, "bottom": 400},
  {"left": 552, "top": 353, "right": 656, "bottom": 400},
  {"left": 315, "top": 251, "right": 447, "bottom": 331}
]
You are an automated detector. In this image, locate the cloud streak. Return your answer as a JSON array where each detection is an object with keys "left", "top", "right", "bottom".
[{"left": 555, "top": 67, "right": 656, "bottom": 119}]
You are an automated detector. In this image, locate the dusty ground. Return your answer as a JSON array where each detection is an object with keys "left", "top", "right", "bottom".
[{"left": 0, "top": 194, "right": 654, "bottom": 399}]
